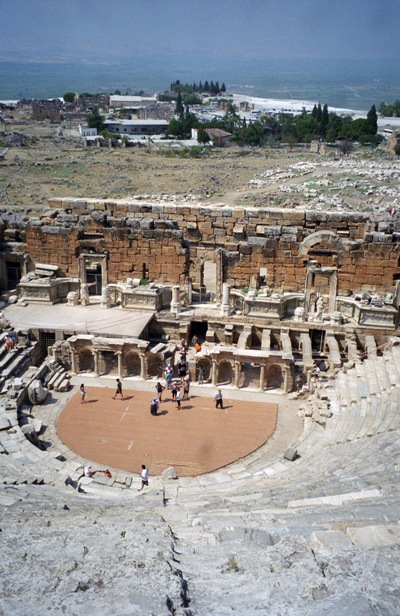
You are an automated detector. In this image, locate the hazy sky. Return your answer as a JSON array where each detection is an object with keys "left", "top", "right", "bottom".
[{"left": 1, "top": 0, "right": 399, "bottom": 63}]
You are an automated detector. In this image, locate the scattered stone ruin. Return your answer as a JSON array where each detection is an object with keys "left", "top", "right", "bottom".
[{"left": 31, "top": 98, "right": 63, "bottom": 122}]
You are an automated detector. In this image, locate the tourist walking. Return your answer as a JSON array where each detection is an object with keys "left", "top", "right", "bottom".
[
  {"left": 80, "top": 383, "right": 86, "bottom": 404},
  {"left": 171, "top": 382, "right": 178, "bottom": 401},
  {"left": 138, "top": 464, "right": 149, "bottom": 491},
  {"left": 215, "top": 389, "right": 223, "bottom": 409},
  {"left": 156, "top": 381, "right": 165, "bottom": 402},
  {"left": 183, "top": 377, "right": 190, "bottom": 400},
  {"left": 176, "top": 388, "right": 181, "bottom": 409},
  {"left": 113, "top": 378, "right": 123, "bottom": 400}
]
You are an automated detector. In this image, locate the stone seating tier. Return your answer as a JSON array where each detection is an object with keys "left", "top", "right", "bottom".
[{"left": 1, "top": 340, "right": 400, "bottom": 614}]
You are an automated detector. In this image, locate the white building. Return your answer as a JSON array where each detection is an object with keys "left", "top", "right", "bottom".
[
  {"left": 109, "top": 95, "right": 158, "bottom": 110},
  {"left": 103, "top": 119, "right": 169, "bottom": 136},
  {"left": 79, "top": 125, "right": 98, "bottom": 137}
]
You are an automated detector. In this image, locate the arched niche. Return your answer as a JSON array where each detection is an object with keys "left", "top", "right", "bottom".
[
  {"left": 124, "top": 351, "right": 141, "bottom": 377},
  {"left": 266, "top": 364, "right": 284, "bottom": 390},
  {"left": 78, "top": 348, "right": 94, "bottom": 373},
  {"left": 217, "top": 360, "right": 233, "bottom": 385}
]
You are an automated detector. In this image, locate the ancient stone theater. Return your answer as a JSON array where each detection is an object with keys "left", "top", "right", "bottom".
[{"left": 1, "top": 197, "right": 400, "bottom": 615}]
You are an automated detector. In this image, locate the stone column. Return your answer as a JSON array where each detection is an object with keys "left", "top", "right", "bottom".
[
  {"left": 116, "top": 351, "right": 122, "bottom": 378},
  {"left": 70, "top": 349, "right": 76, "bottom": 374},
  {"left": 283, "top": 367, "right": 288, "bottom": 393},
  {"left": 221, "top": 283, "right": 231, "bottom": 317},
  {"left": 260, "top": 364, "right": 265, "bottom": 391},
  {"left": 185, "top": 277, "right": 193, "bottom": 306},
  {"left": 211, "top": 359, "right": 217, "bottom": 386},
  {"left": 329, "top": 270, "right": 338, "bottom": 313},
  {"left": 140, "top": 354, "right": 146, "bottom": 379},
  {"left": 234, "top": 360, "right": 241, "bottom": 388},
  {"left": 101, "top": 254, "right": 109, "bottom": 289},
  {"left": 78, "top": 256, "right": 87, "bottom": 285},
  {"left": 93, "top": 351, "right": 99, "bottom": 377},
  {"left": 216, "top": 248, "right": 224, "bottom": 305},
  {"left": 170, "top": 285, "right": 182, "bottom": 315}
]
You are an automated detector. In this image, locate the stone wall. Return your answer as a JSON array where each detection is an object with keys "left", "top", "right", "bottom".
[{"left": 3, "top": 198, "right": 400, "bottom": 296}]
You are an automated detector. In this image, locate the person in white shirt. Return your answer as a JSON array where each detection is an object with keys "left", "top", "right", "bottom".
[
  {"left": 138, "top": 464, "right": 149, "bottom": 490},
  {"left": 215, "top": 389, "right": 223, "bottom": 409}
]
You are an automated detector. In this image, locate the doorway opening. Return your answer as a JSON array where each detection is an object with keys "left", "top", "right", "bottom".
[
  {"left": 6, "top": 261, "right": 22, "bottom": 291},
  {"left": 203, "top": 261, "right": 217, "bottom": 301},
  {"left": 311, "top": 329, "right": 326, "bottom": 355},
  {"left": 189, "top": 321, "right": 208, "bottom": 345},
  {"left": 86, "top": 262, "right": 102, "bottom": 295}
]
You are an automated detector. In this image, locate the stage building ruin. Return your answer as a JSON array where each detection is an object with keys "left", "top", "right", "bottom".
[{"left": 1, "top": 197, "right": 399, "bottom": 391}]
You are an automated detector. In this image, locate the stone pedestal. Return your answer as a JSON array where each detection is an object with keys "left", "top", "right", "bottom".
[
  {"left": 67, "top": 292, "right": 79, "bottom": 307},
  {"left": 101, "top": 286, "right": 111, "bottom": 309},
  {"left": 330, "top": 312, "right": 343, "bottom": 325},
  {"left": 170, "top": 285, "right": 182, "bottom": 315}
]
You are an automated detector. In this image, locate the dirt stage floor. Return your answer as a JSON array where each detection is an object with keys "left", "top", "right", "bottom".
[{"left": 57, "top": 386, "right": 277, "bottom": 477}]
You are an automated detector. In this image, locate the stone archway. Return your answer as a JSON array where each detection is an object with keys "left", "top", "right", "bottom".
[
  {"left": 266, "top": 364, "right": 284, "bottom": 390},
  {"left": 240, "top": 362, "right": 261, "bottom": 388},
  {"left": 124, "top": 352, "right": 141, "bottom": 377},
  {"left": 196, "top": 358, "right": 211, "bottom": 383},
  {"left": 218, "top": 360, "right": 233, "bottom": 385},
  {"left": 78, "top": 348, "right": 94, "bottom": 373},
  {"left": 100, "top": 350, "right": 117, "bottom": 375}
]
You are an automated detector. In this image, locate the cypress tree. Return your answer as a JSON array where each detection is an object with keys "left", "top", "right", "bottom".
[
  {"left": 366, "top": 104, "right": 378, "bottom": 135},
  {"left": 176, "top": 92, "right": 184, "bottom": 118}
]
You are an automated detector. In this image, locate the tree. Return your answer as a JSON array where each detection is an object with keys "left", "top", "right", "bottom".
[
  {"left": 379, "top": 101, "right": 387, "bottom": 117},
  {"left": 63, "top": 92, "right": 75, "bottom": 103},
  {"left": 366, "top": 104, "right": 378, "bottom": 135},
  {"left": 197, "top": 127, "right": 210, "bottom": 144},
  {"left": 321, "top": 104, "right": 329, "bottom": 138},
  {"left": 325, "top": 113, "right": 344, "bottom": 142},
  {"left": 87, "top": 107, "right": 105, "bottom": 131},
  {"left": 175, "top": 92, "right": 184, "bottom": 118},
  {"left": 182, "top": 93, "right": 202, "bottom": 106}
]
